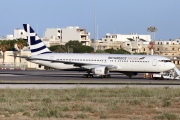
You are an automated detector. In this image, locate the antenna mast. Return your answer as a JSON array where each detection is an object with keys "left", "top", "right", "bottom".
[{"left": 94, "top": 0, "right": 97, "bottom": 53}]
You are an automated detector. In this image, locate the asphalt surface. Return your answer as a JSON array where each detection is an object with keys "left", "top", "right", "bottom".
[
  {"left": 0, "top": 70, "right": 180, "bottom": 84},
  {"left": 0, "top": 70, "right": 180, "bottom": 89}
]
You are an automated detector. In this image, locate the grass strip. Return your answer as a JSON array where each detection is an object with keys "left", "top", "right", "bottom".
[{"left": 0, "top": 87, "right": 179, "bottom": 119}]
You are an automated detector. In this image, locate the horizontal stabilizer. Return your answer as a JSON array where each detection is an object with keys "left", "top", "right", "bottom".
[{"left": 8, "top": 55, "right": 29, "bottom": 59}]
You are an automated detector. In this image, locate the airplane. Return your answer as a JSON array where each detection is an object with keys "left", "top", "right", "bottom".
[{"left": 22, "top": 24, "right": 175, "bottom": 78}]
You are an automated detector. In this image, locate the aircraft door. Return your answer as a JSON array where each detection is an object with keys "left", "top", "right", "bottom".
[{"left": 152, "top": 59, "right": 157, "bottom": 66}]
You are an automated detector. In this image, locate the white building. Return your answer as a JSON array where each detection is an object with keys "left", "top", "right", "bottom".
[
  {"left": 13, "top": 28, "right": 26, "bottom": 39},
  {"left": 1, "top": 28, "right": 26, "bottom": 40},
  {"left": 102, "top": 33, "right": 151, "bottom": 43},
  {"left": 44, "top": 26, "right": 91, "bottom": 46},
  {"left": 154, "top": 39, "right": 180, "bottom": 45},
  {"left": 6, "top": 35, "right": 14, "bottom": 40},
  {"left": 95, "top": 33, "right": 151, "bottom": 53}
]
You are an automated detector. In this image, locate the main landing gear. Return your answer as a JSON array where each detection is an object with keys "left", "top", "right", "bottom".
[
  {"left": 100, "top": 75, "right": 111, "bottom": 78},
  {"left": 83, "top": 74, "right": 111, "bottom": 78},
  {"left": 83, "top": 74, "right": 94, "bottom": 78}
]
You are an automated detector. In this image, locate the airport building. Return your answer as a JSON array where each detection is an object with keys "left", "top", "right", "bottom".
[
  {"left": 95, "top": 33, "right": 151, "bottom": 54},
  {"left": 43, "top": 26, "right": 91, "bottom": 47},
  {"left": 101, "top": 33, "right": 151, "bottom": 42},
  {"left": 0, "top": 51, "right": 38, "bottom": 70},
  {"left": 1, "top": 26, "right": 91, "bottom": 47},
  {"left": 153, "top": 39, "right": 180, "bottom": 56}
]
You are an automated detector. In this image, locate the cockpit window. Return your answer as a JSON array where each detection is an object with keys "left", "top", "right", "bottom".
[
  {"left": 165, "top": 60, "right": 171, "bottom": 62},
  {"left": 159, "top": 60, "right": 171, "bottom": 62}
]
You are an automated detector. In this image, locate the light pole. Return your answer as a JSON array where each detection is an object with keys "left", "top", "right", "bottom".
[
  {"left": 94, "top": 0, "right": 97, "bottom": 53},
  {"left": 147, "top": 26, "right": 158, "bottom": 55}
]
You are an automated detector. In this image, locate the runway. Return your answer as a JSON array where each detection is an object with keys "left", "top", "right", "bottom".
[
  {"left": 0, "top": 70, "right": 147, "bottom": 82},
  {"left": 0, "top": 70, "right": 180, "bottom": 89}
]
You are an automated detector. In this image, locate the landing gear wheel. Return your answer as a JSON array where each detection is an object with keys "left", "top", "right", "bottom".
[
  {"left": 87, "top": 75, "right": 91, "bottom": 78},
  {"left": 83, "top": 74, "right": 87, "bottom": 78},
  {"left": 100, "top": 75, "right": 111, "bottom": 78},
  {"left": 83, "top": 74, "right": 93, "bottom": 78},
  {"left": 107, "top": 75, "right": 111, "bottom": 78}
]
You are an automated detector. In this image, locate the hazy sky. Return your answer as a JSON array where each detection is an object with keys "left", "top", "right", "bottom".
[{"left": 0, "top": 0, "right": 180, "bottom": 40}]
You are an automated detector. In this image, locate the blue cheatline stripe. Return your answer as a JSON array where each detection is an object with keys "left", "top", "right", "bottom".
[
  {"left": 41, "top": 52, "right": 53, "bottom": 54},
  {"left": 31, "top": 45, "right": 47, "bottom": 53},
  {"left": 23, "top": 24, "right": 28, "bottom": 32},
  {"left": 30, "top": 36, "right": 42, "bottom": 45}
]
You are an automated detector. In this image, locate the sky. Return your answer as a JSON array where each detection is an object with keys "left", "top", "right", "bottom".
[{"left": 0, "top": 0, "right": 180, "bottom": 40}]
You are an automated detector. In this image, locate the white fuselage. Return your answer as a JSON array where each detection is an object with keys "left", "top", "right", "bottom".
[{"left": 29, "top": 53, "right": 175, "bottom": 73}]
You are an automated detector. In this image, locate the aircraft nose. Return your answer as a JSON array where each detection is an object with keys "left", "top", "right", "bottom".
[{"left": 169, "top": 62, "right": 175, "bottom": 69}]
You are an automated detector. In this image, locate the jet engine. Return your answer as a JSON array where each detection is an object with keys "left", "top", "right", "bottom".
[{"left": 91, "top": 66, "right": 109, "bottom": 75}]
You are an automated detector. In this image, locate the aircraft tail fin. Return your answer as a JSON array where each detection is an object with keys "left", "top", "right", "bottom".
[{"left": 23, "top": 24, "right": 52, "bottom": 56}]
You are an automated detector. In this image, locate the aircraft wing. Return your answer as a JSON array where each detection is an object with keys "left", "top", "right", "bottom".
[{"left": 27, "top": 57, "right": 117, "bottom": 69}]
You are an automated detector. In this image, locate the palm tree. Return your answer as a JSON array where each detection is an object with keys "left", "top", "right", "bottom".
[
  {"left": 6, "top": 40, "right": 18, "bottom": 66},
  {"left": 16, "top": 38, "right": 28, "bottom": 63},
  {"left": 0, "top": 40, "right": 10, "bottom": 63},
  {"left": 9, "top": 39, "right": 17, "bottom": 50}
]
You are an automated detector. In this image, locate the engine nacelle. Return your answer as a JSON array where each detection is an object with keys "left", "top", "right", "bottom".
[{"left": 91, "top": 66, "right": 109, "bottom": 75}]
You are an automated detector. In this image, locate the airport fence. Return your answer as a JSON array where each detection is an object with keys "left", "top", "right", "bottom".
[{"left": 0, "top": 62, "right": 27, "bottom": 70}]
